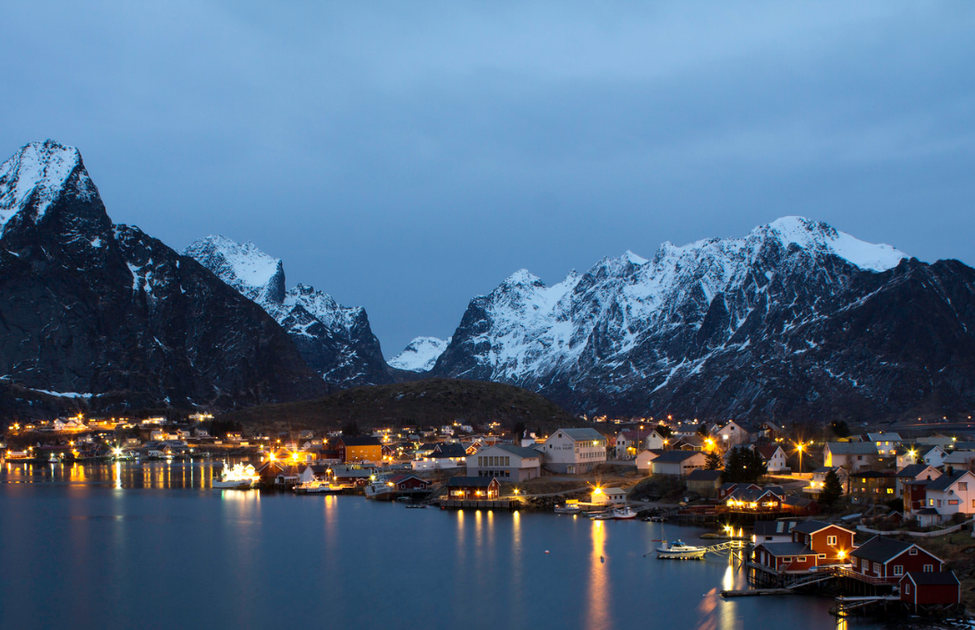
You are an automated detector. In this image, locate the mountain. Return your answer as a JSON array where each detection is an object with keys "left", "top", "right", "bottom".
[
  {"left": 389, "top": 336, "right": 450, "bottom": 372},
  {"left": 0, "top": 140, "right": 327, "bottom": 416},
  {"left": 430, "top": 217, "right": 975, "bottom": 423},
  {"left": 184, "top": 236, "right": 395, "bottom": 388}
]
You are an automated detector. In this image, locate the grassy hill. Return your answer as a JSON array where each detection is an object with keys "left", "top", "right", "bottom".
[{"left": 216, "top": 378, "right": 581, "bottom": 433}]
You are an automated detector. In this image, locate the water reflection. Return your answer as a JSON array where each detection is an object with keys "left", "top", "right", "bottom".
[
  {"left": 585, "top": 520, "right": 610, "bottom": 630},
  {"left": 0, "top": 460, "right": 242, "bottom": 490}
]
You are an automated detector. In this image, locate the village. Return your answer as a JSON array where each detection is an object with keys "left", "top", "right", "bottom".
[{"left": 5, "top": 412, "right": 975, "bottom": 620}]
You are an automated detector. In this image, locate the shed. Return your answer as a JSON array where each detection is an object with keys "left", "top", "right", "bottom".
[{"left": 899, "top": 571, "right": 961, "bottom": 613}]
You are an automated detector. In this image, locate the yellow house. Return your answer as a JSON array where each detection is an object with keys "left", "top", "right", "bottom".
[{"left": 338, "top": 436, "right": 382, "bottom": 463}]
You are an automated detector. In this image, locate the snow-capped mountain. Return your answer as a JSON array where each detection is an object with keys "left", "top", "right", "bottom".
[
  {"left": 432, "top": 217, "right": 975, "bottom": 422},
  {"left": 184, "top": 236, "right": 394, "bottom": 387},
  {"left": 389, "top": 336, "right": 450, "bottom": 372},
  {"left": 0, "top": 141, "right": 327, "bottom": 417}
]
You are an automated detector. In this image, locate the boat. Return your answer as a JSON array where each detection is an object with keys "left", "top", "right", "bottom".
[
  {"left": 294, "top": 480, "right": 342, "bottom": 494},
  {"left": 589, "top": 510, "right": 614, "bottom": 520},
  {"left": 554, "top": 503, "right": 582, "bottom": 515},
  {"left": 363, "top": 476, "right": 396, "bottom": 500},
  {"left": 644, "top": 515, "right": 666, "bottom": 522},
  {"left": 613, "top": 506, "right": 638, "bottom": 520},
  {"left": 405, "top": 503, "right": 427, "bottom": 509},
  {"left": 656, "top": 539, "right": 707, "bottom": 560},
  {"left": 212, "top": 462, "right": 259, "bottom": 489}
]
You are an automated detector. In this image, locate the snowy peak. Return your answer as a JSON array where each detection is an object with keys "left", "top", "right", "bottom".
[
  {"left": 183, "top": 235, "right": 285, "bottom": 306},
  {"left": 388, "top": 336, "right": 450, "bottom": 372},
  {"left": 0, "top": 140, "right": 97, "bottom": 234},
  {"left": 760, "top": 216, "right": 907, "bottom": 272}
]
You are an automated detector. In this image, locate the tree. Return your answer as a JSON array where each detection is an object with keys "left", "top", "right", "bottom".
[
  {"left": 705, "top": 451, "right": 723, "bottom": 471},
  {"left": 721, "top": 446, "right": 767, "bottom": 484},
  {"left": 655, "top": 424, "right": 673, "bottom": 439},
  {"left": 818, "top": 469, "right": 844, "bottom": 510},
  {"left": 830, "top": 420, "right": 850, "bottom": 438},
  {"left": 341, "top": 421, "right": 361, "bottom": 437}
]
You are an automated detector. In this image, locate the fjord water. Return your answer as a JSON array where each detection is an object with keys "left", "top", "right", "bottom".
[{"left": 1, "top": 462, "right": 879, "bottom": 630}]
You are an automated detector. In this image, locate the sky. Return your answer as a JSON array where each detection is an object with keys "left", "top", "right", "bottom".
[{"left": 2, "top": 2, "right": 974, "bottom": 358}]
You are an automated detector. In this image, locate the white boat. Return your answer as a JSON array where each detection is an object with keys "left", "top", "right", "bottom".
[
  {"left": 364, "top": 477, "right": 396, "bottom": 500},
  {"left": 294, "top": 480, "right": 341, "bottom": 494},
  {"left": 213, "top": 462, "right": 259, "bottom": 489},
  {"left": 589, "top": 510, "right": 614, "bottom": 520},
  {"left": 656, "top": 539, "right": 707, "bottom": 560},
  {"left": 554, "top": 504, "right": 582, "bottom": 515},
  {"left": 613, "top": 506, "right": 638, "bottom": 520}
]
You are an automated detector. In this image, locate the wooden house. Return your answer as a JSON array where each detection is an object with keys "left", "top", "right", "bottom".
[
  {"left": 850, "top": 536, "right": 944, "bottom": 584},
  {"left": 899, "top": 571, "right": 961, "bottom": 613},
  {"left": 446, "top": 476, "right": 500, "bottom": 501},
  {"left": 752, "top": 520, "right": 855, "bottom": 574},
  {"left": 386, "top": 474, "right": 431, "bottom": 492},
  {"left": 335, "top": 436, "right": 383, "bottom": 464}
]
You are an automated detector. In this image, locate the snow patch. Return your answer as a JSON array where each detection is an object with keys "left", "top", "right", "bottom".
[{"left": 388, "top": 336, "right": 450, "bottom": 372}]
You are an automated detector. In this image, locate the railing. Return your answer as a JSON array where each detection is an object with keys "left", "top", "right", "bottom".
[{"left": 857, "top": 517, "right": 974, "bottom": 538}]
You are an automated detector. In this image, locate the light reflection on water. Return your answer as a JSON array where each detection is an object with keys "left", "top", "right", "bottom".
[{"left": 0, "top": 464, "right": 882, "bottom": 630}]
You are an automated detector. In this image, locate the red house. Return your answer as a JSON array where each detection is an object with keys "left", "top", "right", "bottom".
[
  {"left": 387, "top": 474, "right": 430, "bottom": 492},
  {"left": 899, "top": 571, "right": 961, "bottom": 613},
  {"left": 753, "top": 520, "right": 855, "bottom": 573},
  {"left": 850, "top": 536, "right": 944, "bottom": 584}
]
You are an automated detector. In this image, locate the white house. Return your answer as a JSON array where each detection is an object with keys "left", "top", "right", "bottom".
[
  {"left": 636, "top": 449, "right": 664, "bottom": 474},
  {"left": 922, "top": 471, "right": 975, "bottom": 523},
  {"left": 542, "top": 428, "right": 607, "bottom": 474},
  {"left": 650, "top": 451, "right": 707, "bottom": 477},
  {"left": 894, "top": 464, "right": 942, "bottom": 498},
  {"left": 940, "top": 450, "right": 975, "bottom": 469},
  {"left": 823, "top": 442, "right": 879, "bottom": 472},
  {"left": 755, "top": 445, "right": 789, "bottom": 473},
  {"left": 592, "top": 487, "right": 627, "bottom": 506},
  {"left": 467, "top": 444, "right": 542, "bottom": 482},
  {"left": 714, "top": 420, "right": 754, "bottom": 447},
  {"left": 866, "top": 432, "right": 903, "bottom": 457}
]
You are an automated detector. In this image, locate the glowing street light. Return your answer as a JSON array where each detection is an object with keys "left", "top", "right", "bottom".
[{"left": 796, "top": 441, "right": 805, "bottom": 474}]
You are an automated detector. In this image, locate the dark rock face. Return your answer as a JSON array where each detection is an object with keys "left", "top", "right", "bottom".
[
  {"left": 184, "top": 237, "right": 396, "bottom": 388},
  {"left": 0, "top": 140, "right": 327, "bottom": 416},
  {"left": 431, "top": 219, "right": 975, "bottom": 423}
]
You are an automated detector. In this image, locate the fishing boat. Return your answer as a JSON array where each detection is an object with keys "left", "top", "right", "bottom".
[
  {"left": 589, "top": 510, "right": 614, "bottom": 520},
  {"left": 613, "top": 506, "right": 638, "bottom": 520},
  {"left": 656, "top": 539, "right": 706, "bottom": 560},
  {"left": 364, "top": 476, "right": 396, "bottom": 500},
  {"left": 212, "top": 462, "right": 259, "bottom": 489},
  {"left": 554, "top": 503, "right": 582, "bottom": 515},
  {"left": 294, "top": 480, "right": 341, "bottom": 494}
]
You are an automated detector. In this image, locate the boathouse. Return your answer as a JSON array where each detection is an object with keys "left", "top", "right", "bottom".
[
  {"left": 899, "top": 571, "right": 961, "bottom": 613},
  {"left": 447, "top": 477, "right": 500, "bottom": 501},
  {"left": 849, "top": 536, "right": 944, "bottom": 584}
]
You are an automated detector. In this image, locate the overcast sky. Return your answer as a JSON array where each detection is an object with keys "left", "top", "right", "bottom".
[{"left": 3, "top": 2, "right": 974, "bottom": 357}]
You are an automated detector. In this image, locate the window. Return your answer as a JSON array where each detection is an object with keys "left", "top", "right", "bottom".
[
  {"left": 893, "top": 565, "right": 903, "bottom": 575},
  {"left": 909, "top": 548, "right": 918, "bottom": 556},
  {"left": 960, "top": 482, "right": 968, "bottom": 491},
  {"left": 827, "top": 535, "right": 837, "bottom": 545},
  {"left": 783, "top": 557, "right": 792, "bottom": 563},
  {"left": 873, "top": 561, "right": 882, "bottom": 574},
  {"left": 923, "top": 564, "right": 934, "bottom": 572},
  {"left": 904, "top": 583, "right": 911, "bottom": 595},
  {"left": 797, "top": 556, "right": 806, "bottom": 563},
  {"left": 818, "top": 554, "right": 826, "bottom": 560},
  {"left": 949, "top": 500, "right": 959, "bottom": 506}
]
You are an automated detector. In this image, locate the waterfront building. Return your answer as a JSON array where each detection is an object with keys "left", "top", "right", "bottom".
[
  {"left": 899, "top": 571, "right": 961, "bottom": 613},
  {"left": 446, "top": 476, "right": 500, "bottom": 501},
  {"left": 850, "top": 536, "right": 944, "bottom": 584},
  {"left": 591, "top": 487, "right": 627, "bottom": 506},
  {"left": 467, "top": 444, "right": 541, "bottom": 482},
  {"left": 724, "top": 485, "right": 785, "bottom": 512},
  {"left": 752, "top": 520, "right": 855, "bottom": 575},
  {"left": 335, "top": 436, "right": 383, "bottom": 463},
  {"left": 541, "top": 428, "right": 607, "bottom": 474},
  {"left": 752, "top": 520, "right": 798, "bottom": 545}
]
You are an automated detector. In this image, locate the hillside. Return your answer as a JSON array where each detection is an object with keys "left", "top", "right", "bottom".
[{"left": 216, "top": 378, "right": 580, "bottom": 433}]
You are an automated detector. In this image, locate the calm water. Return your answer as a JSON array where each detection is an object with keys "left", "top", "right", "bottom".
[{"left": 0, "top": 461, "right": 886, "bottom": 630}]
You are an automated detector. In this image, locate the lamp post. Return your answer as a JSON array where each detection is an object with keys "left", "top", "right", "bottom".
[{"left": 797, "top": 441, "right": 804, "bottom": 475}]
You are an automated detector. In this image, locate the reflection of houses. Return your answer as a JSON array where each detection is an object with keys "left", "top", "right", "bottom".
[
  {"left": 467, "top": 444, "right": 541, "bottom": 481},
  {"left": 650, "top": 451, "right": 706, "bottom": 477},
  {"left": 850, "top": 536, "right": 944, "bottom": 584},
  {"left": 446, "top": 477, "right": 500, "bottom": 501},
  {"left": 541, "top": 428, "right": 607, "bottom": 474}
]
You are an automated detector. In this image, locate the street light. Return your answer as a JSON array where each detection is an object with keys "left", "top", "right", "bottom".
[{"left": 796, "top": 441, "right": 805, "bottom": 474}]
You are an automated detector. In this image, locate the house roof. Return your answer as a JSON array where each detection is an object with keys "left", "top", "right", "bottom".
[
  {"left": 754, "top": 520, "right": 798, "bottom": 537},
  {"left": 493, "top": 444, "right": 543, "bottom": 459},
  {"left": 826, "top": 442, "right": 879, "bottom": 456},
  {"left": 851, "top": 536, "right": 918, "bottom": 564},
  {"left": 867, "top": 432, "right": 902, "bottom": 442},
  {"left": 728, "top": 486, "right": 784, "bottom": 502},
  {"left": 447, "top": 476, "right": 497, "bottom": 487},
  {"left": 925, "top": 471, "right": 972, "bottom": 492},
  {"left": 756, "top": 445, "right": 783, "bottom": 460},
  {"left": 555, "top": 428, "right": 606, "bottom": 442},
  {"left": 687, "top": 469, "right": 723, "bottom": 482},
  {"left": 338, "top": 436, "right": 382, "bottom": 447},
  {"left": 895, "top": 464, "right": 938, "bottom": 479},
  {"left": 652, "top": 450, "right": 704, "bottom": 463},
  {"left": 782, "top": 496, "right": 815, "bottom": 508},
  {"left": 754, "top": 542, "right": 810, "bottom": 557},
  {"left": 428, "top": 443, "right": 468, "bottom": 458},
  {"left": 901, "top": 571, "right": 960, "bottom": 586},
  {"left": 792, "top": 520, "right": 841, "bottom": 535}
]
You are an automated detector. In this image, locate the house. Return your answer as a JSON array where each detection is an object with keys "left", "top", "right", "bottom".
[
  {"left": 591, "top": 487, "right": 627, "bottom": 506},
  {"left": 650, "top": 450, "right": 707, "bottom": 477},
  {"left": 725, "top": 485, "right": 786, "bottom": 512},
  {"left": 752, "top": 520, "right": 855, "bottom": 574},
  {"left": 893, "top": 464, "right": 942, "bottom": 498},
  {"left": 635, "top": 449, "right": 664, "bottom": 474},
  {"left": 752, "top": 520, "right": 798, "bottom": 545},
  {"left": 412, "top": 442, "right": 469, "bottom": 471},
  {"left": 386, "top": 474, "right": 431, "bottom": 492},
  {"left": 804, "top": 466, "right": 849, "bottom": 497},
  {"left": 299, "top": 464, "right": 330, "bottom": 484},
  {"left": 329, "top": 464, "right": 375, "bottom": 487},
  {"left": 542, "top": 428, "right": 607, "bottom": 474},
  {"left": 848, "top": 471, "right": 896, "bottom": 505},
  {"left": 781, "top": 495, "right": 819, "bottom": 516},
  {"left": 896, "top": 445, "right": 946, "bottom": 470},
  {"left": 713, "top": 420, "right": 754, "bottom": 447},
  {"left": 849, "top": 536, "right": 944, "bottom": 584},
  {"left": 686, "top": 469, "right": 723, "bottom": 498},
  {"left": 920, "top": 471, "right": 975, "bottom": 523},
  {"left": 467, "top": 444, "right": 542, "bottom": 482},
  {"left": 446, "top": 477, "right": 500, "bottom": 501},
  {"left": 823, "top": 442, "right": 879, "bottom": 473},
  {"left": 900, "top": 572, "right": 961, "bottom": 613},
  {"left": 719, "top": 482, "right": 760, "bottom": 501},
  {"left": 865, "top": 432, "right": 903, "bottom": 457},
  {"left": 916, "top": 434, "right": 957, "bottom": 450},
  {"left": 755, "top": 445, "right": 789, "bottom": 473},
  {"left": 757, "top": 421, "right": 786, "bottom": 441},
  {"left": 335, "top": 436, "right": 383, "bottom": 463},
  {"left": 939, "top": 450, "right": 975, "bottom": 469},
  {"left": 614, "top": 427, "right": 668, "bottom": 458}
]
